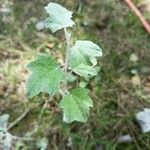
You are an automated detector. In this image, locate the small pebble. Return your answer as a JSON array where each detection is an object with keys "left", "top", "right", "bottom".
[
  {"left": 36, "top": 21, "right": 45, "bottom": 31},
  {"left": 117, "top": 134, "right": 133, "bottom": 143},
  {"left": 136, "top": 108, "right": 150, "bottom": 133}
]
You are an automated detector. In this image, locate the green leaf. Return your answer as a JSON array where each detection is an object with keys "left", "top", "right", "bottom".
[
  {"left": 26, "top": 54, "right": 65, "bottom": 97},
  {"left": 69, "top": 40, "right": 102, "bottom": 77},
  {"left": 59, "top": 88, "right": 93, "bottom": 123},
  {"left": 44, "top": 3, "right": 75, "bottom": 33},
  {"left": 73, "top": 64, "right": 97, "bottom": 78}
]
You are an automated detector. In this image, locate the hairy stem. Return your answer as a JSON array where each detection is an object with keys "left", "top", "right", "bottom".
[
  {"left": 62, "top": 28, "right": 71, "bottom": 94},
  {"left": 64, "top": 28, "right": 71, "bottom": 75}
]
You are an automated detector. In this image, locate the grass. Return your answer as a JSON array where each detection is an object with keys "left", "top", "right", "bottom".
[{"left": 0, "top": 0, "right": 150, "bottom": 149}]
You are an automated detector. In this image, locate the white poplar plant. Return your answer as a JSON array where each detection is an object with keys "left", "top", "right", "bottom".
[{"left": 26, "top": 3, "right": 102, "bottom": 123}]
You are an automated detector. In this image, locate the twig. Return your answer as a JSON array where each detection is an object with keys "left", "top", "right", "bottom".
[
  {"left": 12, "top": 135, "right": 34, "bottom": 141},
  {"left": 124, "top": 0, "right": 150, "bottom": 34},
  {"left": 36, "top": 41, "right": 48, "bottom": 52},
  {"left": 39, "top": 97, "right": 52, "bottom": 120},
  {"left": 8, "top": 108, "right": 30, "bottom": 130}
]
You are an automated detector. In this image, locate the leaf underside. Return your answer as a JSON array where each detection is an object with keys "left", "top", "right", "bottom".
[
  {"left": 26, "top": 54, "right": 65, "bottom": 97},
  {"left": 69, "top": 40, "right": 102, "bottom": 78},
  {"left": 59, "top": 88, "right": 93, "bottom": 123},
  {"left": 44, "top": 2, "right": 75, "bottom": 33}
]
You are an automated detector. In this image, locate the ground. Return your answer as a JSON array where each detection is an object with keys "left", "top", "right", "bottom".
[{"left": 0, "top": 0, "right": 150, "bottom": 149}]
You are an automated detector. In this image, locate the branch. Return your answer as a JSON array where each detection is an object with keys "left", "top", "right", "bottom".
[{"left": 124, "top": 0, "right": 150, "bottom": 34}]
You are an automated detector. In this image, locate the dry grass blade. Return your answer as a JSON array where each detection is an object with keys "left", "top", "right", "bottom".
[{"left": 8, "top": 108, "right": 30, "bottom": 130}]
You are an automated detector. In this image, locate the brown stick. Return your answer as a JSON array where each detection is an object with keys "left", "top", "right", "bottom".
[{"left": 124, "top": 0, "right": 150, "bottom": 34}]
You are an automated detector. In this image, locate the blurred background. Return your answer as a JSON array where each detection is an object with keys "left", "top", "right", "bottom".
[{"left": 0, "top": 0, "right": 150, "bottom": 149}]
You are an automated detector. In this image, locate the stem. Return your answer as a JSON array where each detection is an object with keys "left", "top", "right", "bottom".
[
  {"left": 62, "top": 28, "right": 71, "bottom": 94},
  {"left": 64, "top": 28, "right": 71, "bottom": 75}
]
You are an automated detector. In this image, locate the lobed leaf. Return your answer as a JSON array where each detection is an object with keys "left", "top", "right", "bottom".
[
  {"left": 73, "top": 64, "right": 97, "bottom": 78},
  {"left": 69, "top": 40, "right": 102, "bottom": 78},
  {"left": 59, "top": 88, "right": 93, "bottom": 123},
  {"left": 26, "top": 54, "right": 65, "bottom": 97},
  {"left": 44, "top": 3, "right": 75, "bottom": 33}
]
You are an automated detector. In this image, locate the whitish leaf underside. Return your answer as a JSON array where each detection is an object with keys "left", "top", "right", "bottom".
[{"left": 44, "top": 3, "right": 75, "bottom": 33}]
